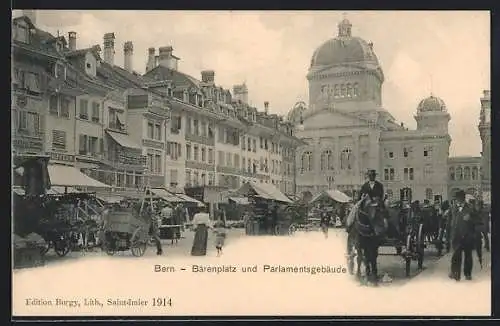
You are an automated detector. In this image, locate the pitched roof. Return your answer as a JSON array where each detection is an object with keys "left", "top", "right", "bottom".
[
  {"left": 143, "top": 65, "right": 200, "bottom": 89},
  {"left": 12, "top": 16, "right": 64, "bottom": 59}
]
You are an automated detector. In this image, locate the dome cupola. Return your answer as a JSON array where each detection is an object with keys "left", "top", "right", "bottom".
[{"left": 417, "top": 95, "right": 447, "bottom": 113}]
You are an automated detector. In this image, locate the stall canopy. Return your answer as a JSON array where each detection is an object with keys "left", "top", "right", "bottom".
[
  {"left": 96, "top": 194, "right": 124, "bottom": 204},
  {"left": 47, "top": 165, "right": 111, "bottom": 188},
  {"left": 12, "top": 185, "right": 81, "bottom": 196},
  {"left": 229, "top": 197, "right": 250, "bottom": 205},
  {"left": 310, "top": 189, "right": 352, "bottom": 204},
  {"left": 151, "top": 188, "right": 183, "bottom": 202},
  {"left": 236, "top": 181, "right": 292, "bottom": 203},
  {"left": 174, "top": 193, "right": 205, "bottom": 207},
  {"left": 106, "top": 130, "right": 142, "bottom": 150}
]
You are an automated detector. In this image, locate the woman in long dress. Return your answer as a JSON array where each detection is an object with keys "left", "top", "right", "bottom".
[{"left": 191, "top": 208, "right": 210, "bottom": 256}]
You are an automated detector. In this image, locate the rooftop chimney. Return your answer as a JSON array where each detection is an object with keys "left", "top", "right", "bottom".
[
  {"left": 103, "top": 32, "right": 116, "bottom": 65},
  {"left": 123, "top": 41, "right": 134, "bottom": 73},
  {"left": 158, "top": 46, "right": 179, "bottom": 71},
  {"left": 264, "top": 101, "right": 269, "bottom": 114},
  {"left": 23, "top": 10, "right": 37, "bottom": 26},
  {"left": 146, "top": 47, "right": 155, "bottom": 72},
  {"left": 201, "top": 70, "right": 215, "bottom": 84},
  {"left": 68, "top": 31, "right": 77, "bottom": 51}
]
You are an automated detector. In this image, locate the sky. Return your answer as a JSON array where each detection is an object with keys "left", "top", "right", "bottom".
[{"left": 13, "top": 10, "right": 490, "bottom": 156}]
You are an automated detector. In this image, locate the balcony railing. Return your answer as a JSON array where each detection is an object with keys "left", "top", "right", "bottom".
[{"left": 185, "top": 133, "right": 215, "bottom": 146}]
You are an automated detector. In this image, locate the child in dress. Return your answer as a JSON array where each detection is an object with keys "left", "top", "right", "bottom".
[{"left": 213, "top": 220, "right": 227, "bottom": 257}]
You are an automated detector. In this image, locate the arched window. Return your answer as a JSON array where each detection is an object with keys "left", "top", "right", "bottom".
[
  {"left": 340, "top": 84, "right": 347, "bottom": 98},
  {"left": 464, "top": 166, "right": 471, "bottom": 180},
  {"left": 353, "top": 83, "right": 359, "bottom": 97},
  {"left": 340, "top": 148, "right": 353, "bottom": 170},
  {"left": 327, "top": 150, "right": 334, "bottom": 170},
  {"left": 472, "top": 166, "right": 478, "bottom": 180},
  {"left": 456, "top": 167, "right": 463, "bottom": 180},
  {"left": 449, "top": 167, "right": 455, "bottom": 181},
  {"left": 301, "top": 151, "right": 313, "bottom": 172},
  {"left": 334, "top": 85, "right": 340, "bottom": 98},
  {"left": 346, "top": 83, "right": 353, "bottom": 97},
  {"left": 425, "top": 188, "right": 433, "bottom": 201}
]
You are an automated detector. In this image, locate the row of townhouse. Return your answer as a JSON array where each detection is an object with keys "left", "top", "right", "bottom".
[{"left": 11, "top": 12, "right": 303, "bottom": 196}]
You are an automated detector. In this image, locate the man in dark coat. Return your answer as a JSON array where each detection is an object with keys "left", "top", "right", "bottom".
[
  {"left": 449, "top": 190, "right": 476, "bottom": 281},
  {"left": 359, "top": 170, "right": 385, "bottom": 204}
]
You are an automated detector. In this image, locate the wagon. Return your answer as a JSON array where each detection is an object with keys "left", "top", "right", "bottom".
[{"left": 101, "top": 208, "right": 149, "bottom": 257}]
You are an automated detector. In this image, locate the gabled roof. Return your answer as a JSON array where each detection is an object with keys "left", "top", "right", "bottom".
[
  {"left": 143, "top": 65, "right": 200, "bottom": 89},
  {"left": 12, "top": 16, "right": 65, "bottom": 59}
]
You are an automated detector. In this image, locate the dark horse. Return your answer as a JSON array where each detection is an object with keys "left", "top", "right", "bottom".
[{"left": 347, "top": 195, "right": 388, "bottom": 285}]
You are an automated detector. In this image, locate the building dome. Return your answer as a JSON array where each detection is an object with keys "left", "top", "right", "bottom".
[
  {"left": 417, "top": 95, "right": 447, "bottom": 113},
  {"left": 310, "top": 18, "right": 380, "bottom": 68}
]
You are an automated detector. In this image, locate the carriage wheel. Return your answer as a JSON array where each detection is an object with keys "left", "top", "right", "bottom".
[
  {"left": 405, "top": 234, "right": 412, "bottom": 277},
  {"left": 288, "top": 224, "right": 297, "bottom": 236},
  {"left": 131, "top": 241, "right": 147, "bottom": 257},
  {"left": 416, "top": 224, "right": 425, "bottom": 270}
]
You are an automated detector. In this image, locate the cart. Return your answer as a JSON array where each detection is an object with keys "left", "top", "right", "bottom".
[{"left": 101, "top": 207, "right": 149, "bottom": 257}]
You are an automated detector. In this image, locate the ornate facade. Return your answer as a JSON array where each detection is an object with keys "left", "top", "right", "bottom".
[
  {"left": 478, "top": 90, "right": 491, "bottom": 204},
  {"left": 289, "top": 18, "right": 451, "bottom": 201}
]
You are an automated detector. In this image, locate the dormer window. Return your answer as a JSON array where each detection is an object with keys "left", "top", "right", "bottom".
[
  {"left": 13, "top": 21, "right": 30, "bottom": 43},
  {"left": 55, "top": 63, "right": 66, "bottom": 80}
]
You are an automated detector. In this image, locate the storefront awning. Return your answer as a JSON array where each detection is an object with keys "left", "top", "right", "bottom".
[
  {"left": 96, "top": 194, "right": 124, "bottom": 204},
  {"left": 174, "top": 193, "right": 205, "bottom": 207},
  {"left": 236, "top": 182, "right": 292, "bottom": 203},
  {"left": 310, "top": 189, "right": 352, "bottom": 204},
  {"left": 150, "top": 188, "right": 183, "bottom": 202},
  {"left": 229, "top": 197, "right": 250, "bottom": 205},
  {"left": 48, "top": 165, "right": 111, "bottom": 188},
  {"left": 106, "top": 130, "right": 141, "bottom": 150}
]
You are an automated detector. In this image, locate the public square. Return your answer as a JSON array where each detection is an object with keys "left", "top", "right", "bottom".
[{"left": 12, "top": 227, "right": 491, "bottom": 316}]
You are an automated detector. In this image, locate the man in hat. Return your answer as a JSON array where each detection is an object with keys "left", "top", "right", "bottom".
[
  {"left": 449, "top": 190, "right": 476, "bottom": 281},
  {"left": 359, "top": 169, "right": 385, "bottom": 205}
]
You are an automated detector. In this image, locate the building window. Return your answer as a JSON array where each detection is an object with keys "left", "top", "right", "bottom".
[
  {"left": 208, "top": 148, "right": 214, "bottom": 164},
  {"left": 193, "top": 145, "right": 199, "bottom": 161},
  {"left": 17, "top": 111, "right": 40, "bottom": 135},
  {"left": 218, "top": 150, "right": 225, "bottom": 166},
  {"left": 193, "top": 171, "right": 199, "bottom": 186},
  {"left": 242, "top": 158, "right": 246, "bottom": 172},
  {"left": 218, "top": 126, "right": 225, "bottom": 143},
  {"left": 154, "top": 154, "right": 162, "bottom": 174},
  {"left": 234, "top": 154, "right": 240, "bottom": 169},
  {"left": 340, "top": 148, "right": 353, "bottom": 170},
  {"left": 389, "top": 151, "right": 394, "bottom": 159},
  {"left": 384, "top": 168, "right": 395, "bottom": 181},
  {"left": 201, "top": 147, "right": 206, "bottom": 162},
  {"left": 147, "top": 121, "right": 154, "bottom": 139},
  {"left": 185, "top": 170, "right": 191, "bottom": 186},
  {"left": 425, "top": 188, "right": 433, "bottom": 201},
  {"left": 186, "top": 117, "right": 192, "bottom": 134},
  {"left": 60, "top": 97, "right": 70, "bottom": 118},
  {"left": 346, "top": 83, "right": 353, "bottom": 97},
  {"left": 208, "top": 173, "right": 214, "bottom": 186},
  {"left": 403, "top": 167, "right": 414, "bottom": 181},
  {"left": 353, "top": 83, "right": 359, "bottom": 97},
  {"left": 91, "top": 102, "right": 100, "bottom": 123},
  {"left": 154, "top": 123, "right": 161, "bottom": 141},
  {"left": 340, "top": 84, "right": 346, "bottom": 98},
  {"left": 49, "top": 95, "right": 59, "bottom": 115},
  {"left": 449, "top": 167, "right": 455, "bottom": 181},
  {"left": 193, "top": 119, "right": 199, "bottom": 136},
  {"left": 186, "top": 144, "right": 191, "bottom": 161},
  {"left": 201, "top": 121, "right": 207, "bottom": 137},
  {"left": 386, "top": 189, "right": 393, "bottom": 201},
  {"left": 79, "top": 99, "right": 88, "bottom": 119},
  {"left": 464, "top": 166, "right": 471, "bottom": 180},
  {"left": 226, "top": 152, "right": 232, "bottom": 167},
  {"left": 456, "top": 167, "right": 463, "bottom": 180},
  {"left": 52, "top": 130, "right": 66, "bottom": 150},
  {"left": 252, "top": 139, "right": 257, "bottom": 153},
  {"left": 423, "top": 164, "right": 433, "bottom": 179},
  {"left": 170, "top": 116, "right": 181, "bottom": 134},
  {"left": 424, "top": 146, "right": 432, "bottom": 157},
  {"left": 301, "top": 151, "right": 313, "bottom": 173},
  {"left": 472, "top": 167, "right": 478, "bottom": 180},
  {"left": 247, "top": 138, "right": 251, "bottom": 152},
  {"left": 403, "top": 147, "right": 412, "bottom": 158},
  {"left": 55, "top": 63, "right": 66, "bottom": 80}
]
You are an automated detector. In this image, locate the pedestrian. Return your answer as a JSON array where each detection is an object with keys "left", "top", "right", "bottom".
[
  {"left": 320, "top": 208, "right": 331, "bottom": 239},
  {"left": 145, "top": 202, "right": 163, "bottom": 256},
  {"left": 191, "top": 207, "right": 210, "bottom": 256},
  {"left": 213, "top": 220, "right": 227, "bottom": 257},
  {"left": 478, "top": 200, "right": 490, "bottom": 252},
  {"left": 441, "top": 200, "right": 451, "bottom": 253},
  {"left": 449, "top": 190, "right": 476, "bottom": 281}
]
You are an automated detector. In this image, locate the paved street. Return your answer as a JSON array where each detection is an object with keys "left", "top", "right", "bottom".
[{"left": 14, "top": 227, "right": 490, "bottom": 316}]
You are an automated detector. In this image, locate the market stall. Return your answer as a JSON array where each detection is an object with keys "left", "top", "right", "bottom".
[
  {"left": 235, "top": 181, "right": 293, "bottom": 236},
  {"left": 309, "top": 189, "right": 352, "bottom": 226}
]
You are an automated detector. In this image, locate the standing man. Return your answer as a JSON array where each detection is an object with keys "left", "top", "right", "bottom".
[
  {"left": 449, "top": 190, "right": 476, "bottom": 281},
  {"left": 146, "top": 202, "right": 163, "bottom": 256}
]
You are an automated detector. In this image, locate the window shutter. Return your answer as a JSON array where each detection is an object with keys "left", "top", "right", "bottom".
[{"left": 99, "top": 138, "right": 104, "bottom": 153}]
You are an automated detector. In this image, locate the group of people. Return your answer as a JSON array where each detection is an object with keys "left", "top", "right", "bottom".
[{"left": 357, "top": 169, "right": 491, "bottom": 282}]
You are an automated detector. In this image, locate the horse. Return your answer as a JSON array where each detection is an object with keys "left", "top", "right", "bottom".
[{"left": 347, "top": 195, "right": 388, "bottom": 285}]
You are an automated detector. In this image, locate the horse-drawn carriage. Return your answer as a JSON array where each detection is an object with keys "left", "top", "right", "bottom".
[
  {"left": 346, "top": 187, "right": 426, "bottom": 280},
  {"left": 101, "top": 204, "right": 150, "bottom": 257}
]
